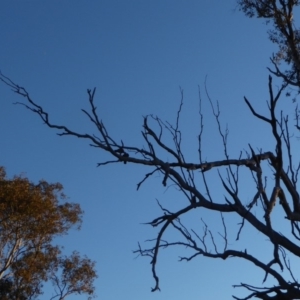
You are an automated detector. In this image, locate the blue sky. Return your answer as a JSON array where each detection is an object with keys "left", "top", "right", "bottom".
[{"left": 1, "top": 1, "right": 300, "bottom": 299}]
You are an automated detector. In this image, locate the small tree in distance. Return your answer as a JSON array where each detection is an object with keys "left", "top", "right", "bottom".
[
  {"left": 3, "top": 0, "right": 300, "bottom": 299},
  {"left": 0, "top": 167, "right": 97, "bottom": 300}
]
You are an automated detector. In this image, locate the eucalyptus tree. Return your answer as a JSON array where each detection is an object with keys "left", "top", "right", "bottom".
[{"left": 0, "top": 167, "right": 97, "bottom": 300}]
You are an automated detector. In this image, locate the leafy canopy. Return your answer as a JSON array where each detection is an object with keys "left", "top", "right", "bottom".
[{"left": 0, "top": 167, "right": 97, "bottom": 300}]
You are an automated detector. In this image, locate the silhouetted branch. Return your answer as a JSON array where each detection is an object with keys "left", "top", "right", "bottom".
[{"left": 2, "top": 54, "right": 300, "bottom": 298}]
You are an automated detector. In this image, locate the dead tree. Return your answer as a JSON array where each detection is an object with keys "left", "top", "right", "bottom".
[
  {"left": 2, "top": 1, "right": 300, "bottom": 299},
  {"left": 1, "top": 71, "right": 300, "bottom": 299}
]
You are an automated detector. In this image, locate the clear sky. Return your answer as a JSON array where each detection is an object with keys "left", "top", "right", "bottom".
[{"left": 1, "top": 1, "right": 300, "bottom": 299}]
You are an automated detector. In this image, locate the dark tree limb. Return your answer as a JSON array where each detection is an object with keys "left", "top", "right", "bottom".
[{"left": 2, "top": 63, "right": 300, "bottom": 299}]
